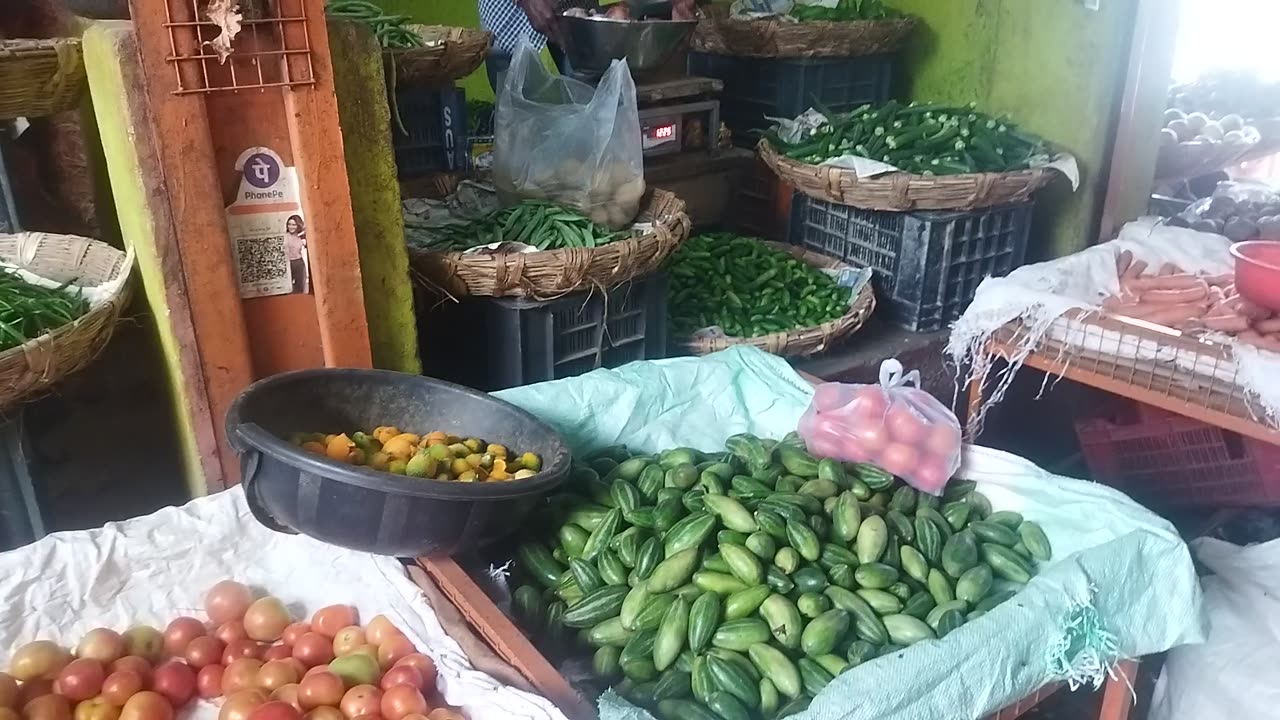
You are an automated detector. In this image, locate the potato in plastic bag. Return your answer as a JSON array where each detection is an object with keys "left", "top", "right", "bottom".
[
  {"left": 491, "top": 40, "right": 645, "bottom": 229},
  {"left": 797, "top": 359, "right": 960, "bottom": 495}
]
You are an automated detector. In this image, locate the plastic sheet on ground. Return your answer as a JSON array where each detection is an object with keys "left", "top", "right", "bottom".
[
  {"left": 1149, "top": 537, "right": 1280, "bottom": 720},
  {"left": 0, "top": 490, "right": 566, "bottom": 720},
  {"left": 496, "top": 346, "right": 1205, "bottom": 720}
]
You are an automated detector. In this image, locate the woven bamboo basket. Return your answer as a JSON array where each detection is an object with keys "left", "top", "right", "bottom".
[
  {"left": 0, "top": 39, "right": 87, "bottom": 121},
  {"left": 0, "top": 233, "right": 132, "bottom": 412},
  {"left": 679, "top": 243, "right": 875, "bottom": 357},
  {"left": 409, "top": 189, "right": 691, "bottom": 299},
  {"left": 692, "top": 5, "right": 918, "bottom": 58},
  {"left": 758, "top": 138, "right": 1059, "bottom": 212},
  {"left": 387, "top": 26, "right": 492, "bottom": 88}
]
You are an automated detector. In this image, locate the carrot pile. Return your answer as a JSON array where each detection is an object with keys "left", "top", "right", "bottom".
[{"left": 1103, "top": 249, "right": 1280, "bottom": 351}]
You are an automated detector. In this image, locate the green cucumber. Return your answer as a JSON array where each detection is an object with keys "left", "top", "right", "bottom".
[
  {"left": 588, "top": 616, "right": 630, "bottom": 647},
  {"left": 704, "top": 495, "right": 758, "bottom": 533},
  {"left": 593, "top": 645, "right": 621, "bottom": 679},
  {"left": 706, "top": 655, "right": 760, "bottom": 709},
  {"left": 711, "top": 618, "right": 772, "bottom": 652},
  {"left": 854, "top": 563, "right": 898, "bottom": 590},
  {"left": 856, "top": 515, "right": 888, "bottom": 564},
  {"left": 955, "top": 564, "right": 993, "bottom": 604},
  {"left": 882, "top": 613, "right": 936, "bottom": 645},
  {"left": 832, "top": 491, "right": 862, "bottom": 543},
  {"left": 785, "top": 520, "right": 821, "bottom": 562},
  {"left": 518, "top": 542, "right": 563, "bottom": 589},
  {"left": 759, "top": 594, "right": 803, "bottom": 650},
  {"left": 582, "top": 508, "right": 622, "bottom": 561},
  {"left": 688, "top": 591, "right": 722, "bottom": 653},
  {"left": 719, "top": 543, "right": 764, "bottom": 586},
  {"left": 745, "top": 532, "right": 777, "bottom": 561},
  {"left": 1018, "top": 521, "right": 1053, "bottom": 562},
  {"left": 561, "top": 584, "right": 627, "bottom": 628},
  {"left": 747, "top": 643, "right": 801, "bottom": 699},
  {"left": 982, "top": 543, "right": 1035, "bottom": 584},
  {"left": 724, "top": 584, "right": 771, "bottom": 620},
  {"left": 800, "top": 609, "right": 849, "bottom": 657},
  {"left": 634, "top": 593, "right": 678, "bottom": 631},
  {"left": 653, "top": 596, "right": 690, "bottom": 671},
  {"left": 665, "top": 512, "right": 717, "bottom": 558},
  {"left": 693, "top": 571, "right": 750, "bottom": 595},
  {"left": 797, "top": 657, "right": 834, "bottom": 697}
]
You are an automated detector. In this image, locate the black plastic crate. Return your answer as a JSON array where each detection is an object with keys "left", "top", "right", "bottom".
[
  {"left": 688, "top": 52, "right": 895, "bottom": 147},
  {"left": 418, "top": 274, "right": 668, "bottom": 391},
  {"left": 789, "top": 197, "right": 1033, "bottom": 331},
  {"left": 392, "top": 85, "right": 469, "bottom": 179}
]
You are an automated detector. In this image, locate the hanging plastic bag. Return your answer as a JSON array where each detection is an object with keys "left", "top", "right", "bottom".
[
  {"left": 797, "top": 359, "right": 961, "bottom": 494},
  {"left": 492, "top": 40, "right": 646, "bottom": 229}
]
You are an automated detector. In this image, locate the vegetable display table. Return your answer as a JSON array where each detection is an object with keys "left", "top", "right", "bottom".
[
  {"left": 965, "top": 311, "right": 1280, "bottom": 447},
  {"left": 407, "top": 360, "right": 1152, "bottom": 720}
]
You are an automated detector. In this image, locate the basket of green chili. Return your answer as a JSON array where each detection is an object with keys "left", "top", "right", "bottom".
[
  {"left": 692, "top": 2, "right": 918, "bottom": 58},
  {"left": 670, "top": 235, "right": 876, "bottom": 357},
  {"left": 0, "top": 232, "right": 131, "bottom": 411}
]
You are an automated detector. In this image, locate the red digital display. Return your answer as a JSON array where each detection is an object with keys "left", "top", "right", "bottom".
[{"left": 652, "top": 124, "right": 675, "bottom": 139}]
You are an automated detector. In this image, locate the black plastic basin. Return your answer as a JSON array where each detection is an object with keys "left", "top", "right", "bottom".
[{"left": 225, "top": 369, "right": 572, "bottom": 557}]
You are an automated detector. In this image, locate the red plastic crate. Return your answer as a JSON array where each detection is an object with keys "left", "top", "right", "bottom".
[{"left": 1075, "top": 403, "right": 1280, "bottom": 506}]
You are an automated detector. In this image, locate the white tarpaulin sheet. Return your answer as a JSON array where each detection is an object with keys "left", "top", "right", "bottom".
[{"left": 0, "top": 489, "right": 566, "bottom": 720}]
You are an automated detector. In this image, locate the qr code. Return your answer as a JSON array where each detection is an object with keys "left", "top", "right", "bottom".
[{"left": 236, "top": 236, "right": 287, "bottom": 285}]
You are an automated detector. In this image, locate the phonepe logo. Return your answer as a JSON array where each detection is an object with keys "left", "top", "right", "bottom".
[{"left": 245, "top": 153, "right": 281, "bottom": 189}]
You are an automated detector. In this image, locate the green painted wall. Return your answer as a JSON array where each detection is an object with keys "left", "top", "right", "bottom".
[
  {"left": 890, "top": 0, "right": 1136, "bottom": 258},
  {"left": 82, "top": 22, "right": 206, "bottom": 497},
  {"left": 330, "top": 21, "right": 422, "bottom": 375}
]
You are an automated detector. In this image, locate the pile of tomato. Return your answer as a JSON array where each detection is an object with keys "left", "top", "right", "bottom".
[{"left": 0, "top": 581, "right": 461, "bottom": 720}]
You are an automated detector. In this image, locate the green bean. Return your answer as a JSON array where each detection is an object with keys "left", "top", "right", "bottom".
[
  {"left": 406, "top": 200, "right": 627, "bottom": 252},
  {"left": 324, "top": 1, "right": 424, "bottom": 49}
]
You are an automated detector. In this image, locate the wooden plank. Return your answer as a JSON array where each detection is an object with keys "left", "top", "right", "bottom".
[
  {"left": 125, "top": 1, "right": 258, "bottom": 489},
  {"left": 282, "top": 0, "right": 373, "bottom": 370},
  {"left": 414, "top": 556, "right": 595, "bottom": 720}
]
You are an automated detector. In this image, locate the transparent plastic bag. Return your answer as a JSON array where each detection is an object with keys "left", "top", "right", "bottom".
[
  {"left": 491, "top": 40, "right": 646, "bottom": 229},
  {"left": 797, "top": 359, "right": 961, "bottom": 495}
]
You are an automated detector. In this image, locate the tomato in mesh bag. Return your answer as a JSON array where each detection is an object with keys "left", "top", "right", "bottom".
[{"left": 798, "top": 359, "right": 961, "bottom": 495}]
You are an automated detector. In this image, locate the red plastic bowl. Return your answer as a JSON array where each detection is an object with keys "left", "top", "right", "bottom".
[{"left": 1231, "top": 240, "right": 1280, "bottom": 312}]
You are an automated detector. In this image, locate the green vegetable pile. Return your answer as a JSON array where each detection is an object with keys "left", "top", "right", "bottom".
[
  {"left": 769, "top": 100, "right": 1051, "bottom": 175},
  {"left": 406, "top": 200, "right": 629, "bottom": 251},
  {"left": 512, "top": 433, "right": 1054, "bottom": 720},
  {"left": 789, "top": 0, "right": 898, "bottom": 22},
  {"left": 668, "top": 234, "right": 850, "bottom": 340},
  {"left": 0, "top": 270, "right": 89, "bottom": 353},
  {"left": 324, "top": 0, "right": 425, "bottom": 48}
]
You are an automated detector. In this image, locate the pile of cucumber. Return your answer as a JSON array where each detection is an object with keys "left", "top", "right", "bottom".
[
  {"left": 512, "top": 433, "right": 1053, "bottom": 720},
  {"left": 769, "top": 101, "right": 1051, "bottom": 175}
]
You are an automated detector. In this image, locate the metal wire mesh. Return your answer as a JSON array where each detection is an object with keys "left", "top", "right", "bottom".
[
  {"left": 990, "top": 310, "right": 1269, "bottom": 427},
  {"left": 162, "top": 0, "right": 315, "bottom": 94}
]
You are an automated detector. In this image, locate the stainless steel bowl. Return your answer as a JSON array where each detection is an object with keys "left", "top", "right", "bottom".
[{"left": 557, "top": 15, "right": 698, "bottom": 78}]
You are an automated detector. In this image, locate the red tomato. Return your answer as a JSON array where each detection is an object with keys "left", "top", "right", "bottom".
[
  {"left": 290, "top": 635, "right": 333, "bottom": 669},
  {"left": 269, "top": 685, "right": 302, "bottom": 714},
  {"left": 118, "top": 692, "right": 171, "bottom": 720},
  {"left": 309, "top": 607, "right": 357, "bottom": 640},
  {"left": 375, "top": 638, "right": 414, "bottom": 670},
  {"left": 261, "top": 646, "right": 292, "bottom": 664},
  {"left": 151, "top": 662, "right": 195, "bottom": 707},
  {"left": 218, "top": 691, "right": 267, "bottom": 720},
  {"left": 223, "top": 641, "right": 266, "bottom": 666},
  {"left": 912, "top": 458, "right": 952, "bottom": 494},
  {"left": 924, "top": 422, "right": 961, "bottom": 460},
  {"left": 55, "top": 660, "right": 106, "bottom": 703},
  {"left": 847, "top": 423, "right": 889, "bottom": 457},
  {"left": 100, "top": 671, "right": 144, "bottom": 706},
  {"left": 247, "top": 700, "right": 301, "bottom": 720},
  {"left": 23, "top": 694, "right": 71, "bottom": 720},
  {"left": 184, "top": 637, "right": 225, "bottom": 670},
  {"left": 380, "top": 687, "right": 427, "bottom": 720},
  {"left": 851, "top": 386, "right": 890, "bottom": 419},
  {"left": 338, "top": 686, "right": 381, "bottom": 720},
  {"left": 378, "top": 667, "right": 423, "bottom": 692},
  {"left": 280, "top": 625, "right": 310, "bottom": 648},
  {"left": 811, "top": 383, "right": 849, "bottom": 412},
  {"left": 162, "top": 619, "right": 206, "bottom": 658},
  {"left": 107, "top": 659, "right": 151, "bottom": 690},
  {"left": 884, "top": 403, "right": 926, "bottom": 444},
  {"left": 296, "top": 672, "right": 343, "bottom": 711},
  {"left": 72, "top": 698, "right": 119, "bottom": 720},
  {"left": 391, "top": 656, "right": 436, "bottom": 691},
  {"left": 879, "top": 443, "right": 920, "bottom": 478},
  {"left": 214, "top": 623, "right": 249, "bottom": 646},
  {"left": 195, "top": 666, "right": 224, "bottom": 700}
]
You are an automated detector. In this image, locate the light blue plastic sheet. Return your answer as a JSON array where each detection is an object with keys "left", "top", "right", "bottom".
[{"left": 497, "top": 347, "right": 1205, "bottom": 720}]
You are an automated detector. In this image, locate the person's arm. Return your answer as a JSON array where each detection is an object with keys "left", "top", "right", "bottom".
[{"left": 516, "top": 0, "right": 560, "bottom": 40}]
